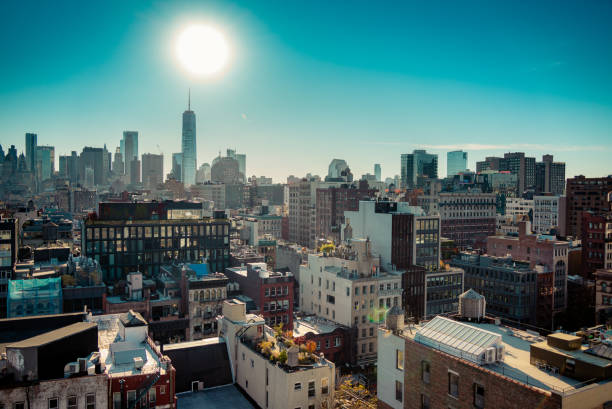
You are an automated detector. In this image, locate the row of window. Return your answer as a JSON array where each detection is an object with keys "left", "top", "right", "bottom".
[
  {"left": 86, "top": 224, "right": 228, "bottom": 240},
  {"left": 7, "top": 394, "right": 96, "bottom": 409}
]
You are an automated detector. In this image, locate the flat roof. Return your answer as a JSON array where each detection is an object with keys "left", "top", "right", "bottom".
[
  {"left": 293, "top": 316, "right": 342, "bottom": 338},
  {"left": 6, "top": 322, "right": 96, "bottom": 349},
  {"left": 532, "top": 340, "right": 612, "bottom": 369},
  {"left": 402, "top": 319, "right": 586, "bottom": 392},
  {"left": 177, "top": 385, "right": 255, "bottom": 409}
]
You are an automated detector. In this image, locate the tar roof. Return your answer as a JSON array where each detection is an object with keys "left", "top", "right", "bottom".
[{"left": 6, "top": 322, "right": 97, "bottom": 349}]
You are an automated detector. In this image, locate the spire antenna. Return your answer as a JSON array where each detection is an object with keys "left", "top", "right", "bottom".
[{"left": 188, "top": 88, "right": 191, "bottom": 111}]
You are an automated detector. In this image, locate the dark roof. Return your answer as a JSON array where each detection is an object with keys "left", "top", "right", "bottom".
[
  {"left": 6, "top": 322, "right": 97, "bottom": 349},
  {"left": 163, "top": 338, "right": 232, "bottom": 393}
]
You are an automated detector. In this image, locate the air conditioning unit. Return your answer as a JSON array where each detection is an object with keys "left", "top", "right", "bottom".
[
  {"left": 133, "top": 357, "right": 144, "bottom": 370},
  {"left": 496, "top": 345, "right": 505, "bottom": 362},
  {"left": 485, "top": 347, "right": 496, "bottom": 364}
]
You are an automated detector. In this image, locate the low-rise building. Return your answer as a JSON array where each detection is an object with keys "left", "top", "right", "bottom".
[
  {"left": 225, "top": 262, "right": 294, "bottom": 328},
  {"left": 450, "top": 253, "right": 538, "bottom": 324},
  {"left": 425, "top": 267, "right": 464, "bottom": 318},
  {"left": 293, "top": 315, "right": 353, "bottom": 366},
  {"left": 594, "top": 269, "right": 612, "bottom": 325},
  {"left": 219, "top": 299, "right": 335, "bottom": 409},
  {"left": 377, "top": 308, "right": 612, "bottom": 409}
]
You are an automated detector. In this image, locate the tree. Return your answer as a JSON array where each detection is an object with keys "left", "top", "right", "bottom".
[
  {"left": 305, "top": 340, "right": 317, "bottom": 354},
  {"left": 321, "top": 379, "right": 377, "bottom": 409}
]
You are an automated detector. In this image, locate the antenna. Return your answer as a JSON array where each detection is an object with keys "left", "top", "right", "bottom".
[{"left": 188, "top": 88, "right": 191, "bottom": 111}]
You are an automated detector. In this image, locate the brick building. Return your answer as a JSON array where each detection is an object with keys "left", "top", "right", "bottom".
[
  {"left": 487, "top": 221, "right": 569, "bottom": 323},
  {"left": 225, "top": 262, "right": 294, "bottom": 328},
  {"left": 439, "top": 193, "right": 496, "bottom": 250},
  {"left": 377, "top": 310, "right": 612, "bottom": 409},
  {"left": 594, "top": 269, "right": 612, "bottom": 325},
  {"left": 581, "top": 211, "right": 612, "bottom": 277},
  {"left": 565, "top": 175, "right": 612, "bottom": 238},
  {"left": 293, "top": 316, "right": 353, "bottom": 366},
  {"left": 315, "top": 180, "right": 376, "bottom": 244}
]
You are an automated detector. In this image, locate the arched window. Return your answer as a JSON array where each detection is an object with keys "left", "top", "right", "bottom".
[{"left": 204, "top": 289, "right": 210, "bottom": 300}]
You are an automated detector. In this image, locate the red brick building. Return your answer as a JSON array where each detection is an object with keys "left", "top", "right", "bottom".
[
  {"left": 565, "top": 175, "right": 612, "bottom": 238},
  {"left": 225, "top": 262, "right": 294, "bottom": 328},
  {"left": 581, "top": 211, "right": 612, "bottom": 277},
  {"left": 293, "top": 316, "right": 354, "bottom": 366}
]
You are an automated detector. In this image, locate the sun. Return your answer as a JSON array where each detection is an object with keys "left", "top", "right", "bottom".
[{"left": 176, "top": 24, "right": 229, "bottom": 76}]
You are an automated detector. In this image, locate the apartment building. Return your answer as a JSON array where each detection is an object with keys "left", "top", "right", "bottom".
[
  {"left": 565, "top": 175, "right": 612, "bottom": 237},
  {"left": 534, "top": 195, "right": 563, "bottom": 234},
  {"left": 594, "top": 269, "right": 612, "bottom": 325},
  {"left": 505, "top": 197, "right": 534, "bottom": 219},
  {"left": 439, "top": 193, "right": 496, "bottom": 250},
  {"left": 581, "top": 211, "right": 612, "bottom": 277},
  {"left": 299, "top": 238, "right": 403, "bottom": 365},
  {"left": 219, "top": 299, "right": 335, "bottom": 409}
]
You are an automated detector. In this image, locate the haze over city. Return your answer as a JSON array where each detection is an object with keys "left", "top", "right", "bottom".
[{"left": 2, "top": 0, "right": 611, "bottom": 180}]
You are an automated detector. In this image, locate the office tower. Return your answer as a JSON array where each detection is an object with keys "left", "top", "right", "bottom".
[
  {"left": 400, "top": 150, "right": 438, "bottom": 189},
  {"left": 181, "top": 92, "right": 197, "bottom": 187},
  {"left": 58, "top": 155, "right": 68, "bottom": 177},
  {"left": 447, "top": 150, "right": 467, "bottom": 177},
  {"left": 25, "top": 133, "right": 37, "bottom": 173},
  {"left": 172, "top": 153, "right": 183, "bottom": 181},
  {"left": 141, "top": 153, "right": 163, "bottom": 189},
  {"left": 211, "top": 155, "right": 242, "bottom": 184},
  {"left": 68, "top": 151, "right": 78, "bottom": 184},
  {"left": 35, "top": 145, "right": 55, "bottom": 181},
  {"left": 122, "top": 131, "right": 138, "bottom": 182},
  {"left": 79, "top": 147, "right": 105, "bottom": 186},
  {"left": 565, "top": 175, "right": 612, "bottom": 237},
  {"left": 236, "top": 154, "right": 246, "bottom": 183},
  {"left": 477, "top": 152, "right": 536, "bottom": 194},
  {"left": 535, "top": 154, "right": 566, "bottom": 195},
  {"left": 112, "top": 147, "right": 124, "bottom": 176},
  {"left": 130, "top": 159, "right": 141, "bottom": 185},
  {"left": 83, "top": 201, "right": 230, "bottom": 283},
  {"left": 374, "top": 163, "right": 381, "bottom": 182}
]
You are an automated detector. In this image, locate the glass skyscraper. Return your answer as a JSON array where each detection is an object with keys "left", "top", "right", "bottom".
[
  {"left": 122, "top": 131, "right": 138, "bottom": 182},
  {"left": 400, "top": 149, "right": 438, "bottom": 188},
  {"left": 181, "top": 93, "right": 197, "bottom": 187},
  {"left": 447, "top": 150, "right": 467, "bottom": 177},
  {"left": 25, "top": 133, "right": 37, "bottom": 173}
]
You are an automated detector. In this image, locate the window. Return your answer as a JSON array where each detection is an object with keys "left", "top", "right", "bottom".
[
  {"left": 49, "top": 398, "right": 59, "bottom": 409},
  {"left": 67, "top": 396, "right": 77, "bottom": 409},
  {"left": 421, "top": 361, "right": 430, "bottom": 383},
  {"left": 308, "top": 381, "right": 315, "bottom": 397},
  {"left": 294, "top": 382, "right": 302, "bottom": 391},
  {"left": 335, "top": 337, "right": 341, "bottom": 346},
  {"left": 448, "top": 371, "right": 459, "bottom": 398},
  {"left": 395, "top": 380, "right": 403, "bottom": 402},
  {"left": 355, "top": 287, "right": 359, "bottom": 296},
  {"left": 473, "top": 384, "right": 485, "bottom": 409},
  {"left": 369, "top": 327, "right": 374, "bottom": 337},
  {"left": 127, "top": 391, "right": 136, "bottom": 408},
  {"left": 14, "top": 404, "right": 25, "bottom": 409},
  {"left": 361, "top": 343, "right": 366, "bottom": 353},
  {"left": 396, "top": 349, "right": 404, "bottom": 370},
  {"left": 421, "top": 394, "right": 430, "bottom": 409},
  {"left": 251, "top": 359, "right": 254, "bottom": 368},
  {"left": 147, "top": 390, "right": 155, "bottom": 408},
  {"left": 160, "top": 385, "right": 166, "bottom": 395},
  {"left": 321, "top": 377, "right": 329, "bottom": 395},
  {"left": 113, "top": 393, "right": 121, "bottom": 409}
]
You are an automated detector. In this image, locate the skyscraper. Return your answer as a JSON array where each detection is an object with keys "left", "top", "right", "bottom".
[
  {"left": 25, "top": 133, "right": 37, "bottom": 173},
  {"left": 122, "top": 131, "right": 138, "bottom": 182},
  {"left": 374, "top": 163, "right": 381, "bottom": 181},
  {"left": 142, "top": 153, "right": 164, "bottom": 189},
  {"left": 181, "top": 91, "right": 197, "bottom": 187},
  {"left": 80, "top": 147, "right": 105, "bottom": 186},
  {"left": 35, "top": 145, "right": 55, "bottom": 181},
  {"left": 400, "top": 150, "right": 438, "bottom": 188},
  {"left": 535, "top": 154, "right": 566, "bottom": 195},
  {"left": 172, "top": 153, "right": 183, "bottom": 182},
  {"left": 447, "top": 150, "right": 467, "bottom": 177}
]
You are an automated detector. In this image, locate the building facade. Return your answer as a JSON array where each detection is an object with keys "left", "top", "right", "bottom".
[
  {"left": 533, "top": 195, "right": 562, "bottom": 234},
  {"left": 400, "top": 150, "right": 438, "bottom": 189},
  {"left": 565, "top": 175, "right": 612, "bottom": 237},
  {"left": 82, "top": 201, "right": 230, "bottom": 283},
  {"left": 447, "top": 150, "right": 467, "bottom": 177},
  {"left": 439, "top": 193, "right": 496, "bottom": 250}
]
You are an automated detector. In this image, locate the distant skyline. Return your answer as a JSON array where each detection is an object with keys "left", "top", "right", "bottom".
[{"left": 1, "top": 0, "right": 611, "bottom": 182}]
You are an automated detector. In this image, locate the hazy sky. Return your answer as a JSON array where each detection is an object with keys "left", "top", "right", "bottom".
[{"left": 1, "top": 0, "right": 611, "bottom": 182}]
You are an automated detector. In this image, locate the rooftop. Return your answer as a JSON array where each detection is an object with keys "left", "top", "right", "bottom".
[
  {"left": 397, "top": 317, "right": 597, "bottom": 393},
  {"left": 6, "top": 322, "right": 96, "bottom": 349},
  {"left": 177, "top": 385, "right": 255, "bottom": 409},
  {"left": 293, "top": 316, "right": 344, "bottom": 338},
  {"left": 163, "top": 337, "right": 224, "bottom": 351}
]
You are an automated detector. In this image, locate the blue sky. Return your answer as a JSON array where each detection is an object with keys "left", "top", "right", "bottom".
[{"left": 1, "top": 0, "right": 611, "bottom": 181}]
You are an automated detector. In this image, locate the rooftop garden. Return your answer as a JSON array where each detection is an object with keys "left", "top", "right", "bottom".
[{"left": 250, "top": 323, "right": 320, "bottom": 367}]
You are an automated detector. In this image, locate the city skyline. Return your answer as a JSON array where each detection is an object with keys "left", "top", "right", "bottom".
[{"left": 1, "top": 0, "right": 611, "bottom": 181}]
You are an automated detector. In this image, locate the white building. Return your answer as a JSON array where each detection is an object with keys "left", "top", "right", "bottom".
[
  {"left": 505, "top": 197, "right": 534, "bottom": 219},
  {"left": 299, "top": 238, "right": 403, "bottom": 365},
  {"left": 533, "top": 195, "right": 562, "bottom": 234},
  {"left": 219, "top": 299, "right": 335, "bottom": 409}
]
